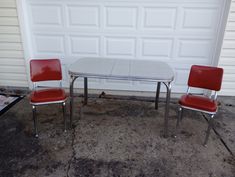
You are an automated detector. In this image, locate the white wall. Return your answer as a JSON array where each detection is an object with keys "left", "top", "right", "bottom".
[
  {"left": 0, "top": 0, "right": 28, "bottom": 87},
  {"left": 219, "top": 1, "right": 235, "bottom": 96}
]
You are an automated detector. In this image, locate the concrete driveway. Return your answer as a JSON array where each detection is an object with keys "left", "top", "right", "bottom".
[{"left": 0, "top": 94, "right": 234, "bottom": 177}]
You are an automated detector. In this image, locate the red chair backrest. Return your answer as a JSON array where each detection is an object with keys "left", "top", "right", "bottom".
[
  {"left": 188, "top": 65, "right": 223, "bottom": 91},
  {"left": 30, "top": 59, "right": 62, "bottom": 82}
]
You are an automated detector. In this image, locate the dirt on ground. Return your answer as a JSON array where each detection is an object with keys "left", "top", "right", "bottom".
[{"left": 0, "top": 95, "right": 234, "bottom": 177}]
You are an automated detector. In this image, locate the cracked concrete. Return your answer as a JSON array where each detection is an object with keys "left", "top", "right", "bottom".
[{"left": 0, "top": 94, "right": 234, "bottom": 177}]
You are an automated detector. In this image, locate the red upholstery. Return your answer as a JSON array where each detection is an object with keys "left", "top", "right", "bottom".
[
  {"left": 30, "top": 88, "right": 66, "bottom": 103},
  {"left": 188, "top": 65, "right": 223, "bottom": 91},
  {"left": 30, "top": 59, "right": 67, "bottom": 104},
  {"left": 30, "top": 59, "right": 62, "bottom": 82},
  {"left": 179, "top": 65, "right": 223, "bottom": 113},
  {"left": 179, "top": 94, "right": 217, "bottom": 112}
]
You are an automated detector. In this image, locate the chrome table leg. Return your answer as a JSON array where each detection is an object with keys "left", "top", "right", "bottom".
[
  {"left": 163, "top": 82, "right": 172, "bottom": 137},
  {"left": 155, "top": 82, "right": 161, "bottom": 109},
  {"left": 70, "top": 75, "right": 78, "bottom": 129},
  {"left": 84, "top": 77, "right": 88, "bottom": 105}
]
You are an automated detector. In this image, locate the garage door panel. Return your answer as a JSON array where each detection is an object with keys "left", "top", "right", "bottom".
[
  {"left": 182, "top": 7, "right": 219, "bottom": 31},
  {"left": 174, "top": 69, "right": 189, "bottom": 86},
  {"left": 33, "top": 34, "right": 65, "bottom": 55},
  {"left": 143, "top": 7, "right": 177, "bottom": 29},
  {"left": 104, "top": 37, "right": 136, "bottom": 57},
  {"left": 141, "top": 38, "right": 173, "bottom": 58},
  {"left": 25, "top": 0, "right": 224, "bottom": 93},
  {"left": 105, "top": 6, "right": 137, "bottom": 29},
  {"left": 67, "top": 5, "right": 100, "bottom": 28},
  {"left": 177, "top": 39, "right": 212, "bottom": 59},
  {"left": 30, "top": 4, "right": 63, "bottom": 27},
  {"left": 69, "top": 35, "right": 101, "bottom": 56}
]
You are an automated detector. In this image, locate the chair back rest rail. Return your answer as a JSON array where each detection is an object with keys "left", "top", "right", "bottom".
[{"left": 186, "top": 87, "right": 218, "bottom": 100}]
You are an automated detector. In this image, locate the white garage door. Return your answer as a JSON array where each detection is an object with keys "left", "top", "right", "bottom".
[{"left": 21, "top": 0, "right": 226, "bottom": 93}]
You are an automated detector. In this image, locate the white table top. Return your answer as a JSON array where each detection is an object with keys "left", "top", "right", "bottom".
[{"left": 69, "top": 57, "right": 174, "bottom": 82}]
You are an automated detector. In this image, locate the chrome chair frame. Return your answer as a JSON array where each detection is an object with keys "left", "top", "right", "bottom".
[
  {"left": 176, "top": 87, "right": 218, "bottom": 146},
  {"left": 30, "top": 80, "right": 67, "bottom": 137}
]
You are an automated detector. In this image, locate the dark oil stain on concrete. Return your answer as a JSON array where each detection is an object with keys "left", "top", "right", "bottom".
[
  {"left": 180, "top": 130, "right": 193, "bottom": 138},
  {"left": 45, "top": 161, "right": 63, "bottom": 176},
  {"left": 41, "top": 118, "right": 55, "bottom": 124},
  {"left": 72, "top": 157, "right": 171, "bottom": 177},
  {"left": 83, "top": 100, "right": 158, "bottom": 118},
  {"left": 0, "top": 113, "right": 41, "bottom": 177},
  {"left": 109, "top": 104, "right": 151, "bottom": 118}
]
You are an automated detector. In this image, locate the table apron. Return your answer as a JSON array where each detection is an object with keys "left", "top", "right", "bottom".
[{"left": 69, "top": 73, "right": 173, "bottom": 83}]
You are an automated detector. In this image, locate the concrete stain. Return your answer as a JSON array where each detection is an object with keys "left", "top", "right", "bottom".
[
  {"left": 0, "top": 115, "right": 41, "bottom": 177},
  {"left": 72, "top": 158, "right": 171, "bottom": 177},
  {"left": 82, "top": 100, "right": 158, "bottom": 118}
]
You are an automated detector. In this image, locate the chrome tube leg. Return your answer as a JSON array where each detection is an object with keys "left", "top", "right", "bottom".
[
  {"left": 155, "top": 82, "right": 161, "bottom": 110},
  {"left": 175, "top": 107, "right": 183, "bottom": 137},
  {"left": 70, "top": 75, "right": 78, "bottom": 129},
  {"left": 84, "top": 77, "right": 88, "bottom": 105},
  {"left": 204, "top": 115, "right": 214, "bottom": 146},
  {"left": 163, "top": 82, "right": 171, "bottom": 137},
  {"left": 180, "top": 108, "right": 184, "bottom": 122},
  {"left": 176, "top": 107, "right": 182, "bottom": 129},
  {"left": 62, "top": 102, "right": 66, "bottom": 132},
  {"left": 32, "top": 105, "right": 38, "bottom": 137}
]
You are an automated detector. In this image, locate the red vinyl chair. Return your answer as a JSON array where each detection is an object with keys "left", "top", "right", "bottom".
[
  {"left": 29, "top": 59, "right": 67, "bottom": 137},
  {"left": 176, "top": 65, "right": 223, "bottom": 145}
]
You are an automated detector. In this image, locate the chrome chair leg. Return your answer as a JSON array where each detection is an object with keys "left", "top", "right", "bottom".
[
  {"left": 180, "top": 108, "right": 184, "bottom": 122},
  {"left": 175, "top": 107, "right": 183, "bottom": 137},
  {"left": 203, "top": 114, "right": 214, "bottom": 146},
  {"left": 176, "top": 107, "right": 183, "bottom": 129},
  {"left": 62, "top": 102, "right": 66, "bottom": 132},
  {"left": 32, "top": 105, "right": 38, "bottom": 137}
]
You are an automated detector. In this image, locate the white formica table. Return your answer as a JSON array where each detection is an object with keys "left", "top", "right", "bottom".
[{"left": 69, "top": 57, "right": 174, "bottom": 137}]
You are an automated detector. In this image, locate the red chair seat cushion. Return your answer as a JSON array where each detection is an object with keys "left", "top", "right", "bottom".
[
  {"left": 30, "top": 88, "right": 66, "bottom": 103},
  {"left": 179, "top": 94, "right": 217, "bottom": 112}
]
